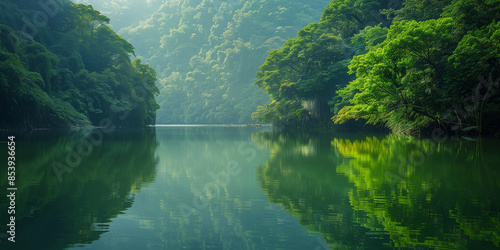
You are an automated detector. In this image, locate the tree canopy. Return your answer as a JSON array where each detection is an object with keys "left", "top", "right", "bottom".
[
  {"left": 254, "top": 0, "right": 500, "bottom": 134},
  {"left": 0, "top": 0, "right": 159, "bottom": 128}
]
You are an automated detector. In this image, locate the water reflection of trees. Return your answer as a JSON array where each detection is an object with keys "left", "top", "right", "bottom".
[
  {"left": 253, "top": 132, "right": 392, "bottom": 249},
  {"left": 255, "top": 132, "right": 500, "bottom": 249},
  {"left": 0, "top": 129, "right": 158, "bottom": 249},
  {"left": 146, "top": 127, "right": 324, "bottom": 250},
  {"left": 334, "top": 136, "right": 500, "bottom": 248}
]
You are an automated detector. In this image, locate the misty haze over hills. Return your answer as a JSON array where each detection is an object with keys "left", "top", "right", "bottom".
[{"left": 75, "top": 0, "right": 329, "bottom": 124}]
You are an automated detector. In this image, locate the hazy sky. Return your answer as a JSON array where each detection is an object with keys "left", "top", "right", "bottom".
[{"left": 73, "top": 0, "right": 165, "bottom": 30}]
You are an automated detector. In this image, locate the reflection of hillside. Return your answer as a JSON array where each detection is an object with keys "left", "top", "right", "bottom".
[
  {"left": 0, "top": 129, "right": 158, "bottom": 249},
  {"left": 156, "top": 127, "right": 266, "bottom": 192},
  {"left": 139, "top": 127, "right": 326, "bottom": 249},
  {"left": 253, "top": 132, "right": 392, "bottom": 249},
  {"left": 333, "top": 136, "right": 500, "bottom": 249}
]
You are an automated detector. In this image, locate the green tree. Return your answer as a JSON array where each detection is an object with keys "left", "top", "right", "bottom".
[
  {"left": 0, "top": 0, "right": 159, "bottom": 129},
  {"left": 253, "top": 0, "right": 401, "bottom": 130},
  {"left": 68, "top": 3, "right": 110, "bottom": 46},
  {"left": 447, "top": 21, "right": 500, "bottom": 132},
  {"left": 392, "top": 0, "right": 452, "bottom": 21},
  {"left": 333, "top": 18, "right": 456, "bottom": 134}
]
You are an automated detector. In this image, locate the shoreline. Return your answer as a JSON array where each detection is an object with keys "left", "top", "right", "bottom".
[{"left": 152, "top": 124, "right": 272, "bottom": 127}]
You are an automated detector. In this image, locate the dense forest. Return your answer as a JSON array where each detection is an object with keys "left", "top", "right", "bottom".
[
  {"left": 253, "top": 0, "right": 500, "bottom": 134},
  {"left": 111, "top": 0, "right": 330, "bottom": 124},
  {"left": 0, "top": 0, "right": 159, "bottom": 129},
  {"left": 2, "top": 0, "right": 500, "bottom": 134}
]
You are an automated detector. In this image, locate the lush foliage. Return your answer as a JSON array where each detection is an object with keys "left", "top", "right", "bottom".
[
  {"left": 0, "top": 0, "right": 159, "bottom": 128},
  {"left": 334, "top": 18, "right": 456, "bottom": 133},
  {"left": 113, "top": 0, "right": 330, "bottom": 124},
  {"left": 255, "top": 0, "right": 500, "bottom": 134},
  {"left": 252, "top": 0, "right": 399, "bottom": 129}
]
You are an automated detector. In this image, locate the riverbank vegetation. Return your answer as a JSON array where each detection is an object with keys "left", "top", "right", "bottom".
[
  {"left": 0, "top": 0, "right": 159, "bottom": 129},
  {"left": 253, "top": 0, "right": 500, "bottom": 135}
]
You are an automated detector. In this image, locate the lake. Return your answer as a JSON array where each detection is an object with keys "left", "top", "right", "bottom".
[{"left": 1, "top": 126, "right": 499, "bottom": 249}]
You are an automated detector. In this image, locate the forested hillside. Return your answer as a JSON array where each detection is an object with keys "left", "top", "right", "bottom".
[
  {"left": 0, "top": 0, "right": 159, "bottom": 129},
  {"left": 254, "top": 0, "right": 500, "bottom": 134},
  {"left": 113, "top": 0, "right": 330, "bottom": 124},
  {"left": 4, "top": 0, "right": 499, "bottom": 133}
]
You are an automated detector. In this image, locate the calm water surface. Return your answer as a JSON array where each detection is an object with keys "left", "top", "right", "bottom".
[{"left": 1, "top": 127, "right": 499, "bottom": 249}]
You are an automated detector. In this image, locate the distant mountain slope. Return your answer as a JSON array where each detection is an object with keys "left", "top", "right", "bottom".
[{"left": 78, "top": 0, "right": 330, "bottom": 124}]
